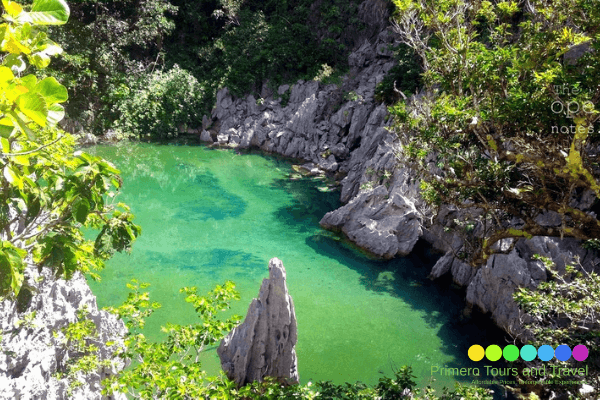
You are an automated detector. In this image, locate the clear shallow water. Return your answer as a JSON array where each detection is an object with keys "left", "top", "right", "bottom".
[{"left": 87, "top": 142, "right": 500, "bottom": 391}]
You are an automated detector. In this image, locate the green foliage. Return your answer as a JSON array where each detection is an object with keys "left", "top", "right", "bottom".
[
  {"left": 112, "top": 65, "right": 205, "bottom": 138},
  {"left": 53, "top": 305, "right": 115, "bottom": 396},
  {"left": 102, "top": 280, "right": 241, "bottom": 399},
  {"left": 47, "top": 0, "right": 178, "bottom": 133},
  {"left": 194, "top": 6, "right": 339, "bottom": 100},
  {"left": 513, "top": 255, "right": 600, "bottom": 395},
  {"left": 391, "top": 0, "right": 600, "bottom": 264},
  {"left": 313, "top": 63, "right": 343, "bottom": 86},
  {"left": 46, "top": 0, "right": 365, "bottom": 136},
  {"left": 375, "top": 43, "right": 422, "bottom": 104},
  {"left": 0, "top": 0, "right": 140, "bottom": 297},
  {"left": 582, "top": 238, "right": 600, "bottom": 251}
]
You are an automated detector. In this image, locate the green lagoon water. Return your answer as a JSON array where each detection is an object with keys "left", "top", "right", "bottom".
[{"left": 88, "top": 142, "right": 499, "bottom": 390}]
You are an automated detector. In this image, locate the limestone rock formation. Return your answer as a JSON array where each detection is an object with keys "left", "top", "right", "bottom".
[
  {"left": 320, "top": 185, "right": 422, "bottom": 258},
  {"left": 208, "top": 26, "right": 414, "bottom": 258},
  {"left": 205, "top": 0, "right": 600, "bottom": 340},
  {"left": 0, "top": 265, "right": 127, "bottom": 400},
  {"left": 218, "top": 258, "right": 299, "bottom": 386}
]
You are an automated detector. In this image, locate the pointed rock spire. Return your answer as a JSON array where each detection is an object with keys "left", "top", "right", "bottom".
[{"left": 217, "top": 257, "right": 299, "bottom": 386}]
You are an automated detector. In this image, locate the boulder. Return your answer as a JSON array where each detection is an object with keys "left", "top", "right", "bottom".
[
  {"left": 320, "top": 185, "right": 422, "bottom": 258},
  {"left": 77, "top": 132, "right": 98, "bottom": 147},
  {"left": 218, "top": 258, "right": 299, "bottom": 386},
  {"left": 200, "top": 130, "right": 213, "bottom": 143}
]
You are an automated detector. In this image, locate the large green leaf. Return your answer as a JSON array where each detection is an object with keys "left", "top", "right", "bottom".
[
  {"left": 0, "top": 65, "right": 14, "bottom": 86},
  {"left": 36, "top": 77, "right": 67, "bottom": 104},
  {"left": 46, "top": 103, "right": 64, "bottom": 126},
  {"left": 16, "top": 91, "right": 48, "bottom": 126},
  {"left": 74, "top": 198, "right": 90, "bottom": 223},
  {"left": 29, "top": 52, "right": 50, "bottom": 69},
  {"left": 0, "top": 117, "right": 14, "bottom": 138},
  {"left": 0, "top": 137, "right": 9, "bottom": 152},
  {"left": 0, "top": 243, "right": 25, "bottom": 297},
  {"left": 8, "top": 111, "right": 37, "bottom": 140},
  {"left": 0, "top": 127, "right": 13, "bottom": 138},
  {"left": 2, "top": 0, "right": 23, "bottom": 18},
  {"left": 20, "top": 74, "right": 37, "bottom": 90},
  {"left": 18, "top": 0, "right": 69, "bottom": 25}
]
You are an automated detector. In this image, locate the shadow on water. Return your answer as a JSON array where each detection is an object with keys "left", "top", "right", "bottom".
[
  {"left": 173, "top": 170, "right": 247, "bottom": 221},
  {"left": 267, "top": 172, "right": 510, "bottom": 391},
  {"left": 269, "top": 173, "right": 340, "bottom": 231},
  {"left": 145, "top": 248, "right": 265, "bottom": 279},
  {"left": 305, "top": 232, "right": 513, "bottom": 391}
]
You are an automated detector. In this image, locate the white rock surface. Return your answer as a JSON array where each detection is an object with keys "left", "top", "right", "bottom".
[{"left": 0, "top": 266, "right": 127, "bottom": 400}]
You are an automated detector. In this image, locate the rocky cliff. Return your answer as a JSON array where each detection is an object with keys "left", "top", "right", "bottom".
[
  {"left": 0, "top": 265, "right": 126, "bottom": 400},
  {"left": 205, "top": 1, "right": 600, "bottom": 339}
]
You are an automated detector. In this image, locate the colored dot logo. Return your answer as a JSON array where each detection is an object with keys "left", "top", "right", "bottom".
[
  {"left": 573, "top": 345, "right": 589, "bottom": 361},
  {"left": 537, "top": 345, "right": 554, "bottom": 361},
  {"left": 468, "top": 344, "right": 588, "bottom": 362},
  {"left": 521, "top": 345, "right": 536, "bottom": 362},
  {"left": 486, "top": 345, "right": 502, "bottom": 361},
  {"left": 468, "top": 345, "right": 485, "bottom": 362},
  {"left": 503, "top": 345, "right": 519, "bottom": 362},
  {"left": 555, "top": 345, "right": 571, "bottom": 361}
]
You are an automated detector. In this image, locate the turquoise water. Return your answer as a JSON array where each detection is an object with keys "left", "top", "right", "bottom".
[{"left": 87, "top": 142, "right": 499, "bottom": 390}]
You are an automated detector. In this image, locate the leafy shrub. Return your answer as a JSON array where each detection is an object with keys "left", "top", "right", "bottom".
[
  {"left": 113, "top": 65, "right": 205, "bottom": 138},
  {"left": 375, "top": 43, "right": 422, "bottom": 104},
  {"left": 391, "top": 0, "right": 600, "bottom": 264},
  {"left": 514, "top": 255, "right": 600, "bottom": 397}
]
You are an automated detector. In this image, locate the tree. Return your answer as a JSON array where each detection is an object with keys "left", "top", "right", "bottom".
[
  {"left": 0, "top": 0, "right": 140, "bottom": 298},
  {"left": 101, "top": 280, "right": 242, "bottom": 399},
  {"left": 390, "top": 0, "right": 600, "bottom": 265},
  {"left": 48, "top": 0, "right": 178, "bottom": 133}
]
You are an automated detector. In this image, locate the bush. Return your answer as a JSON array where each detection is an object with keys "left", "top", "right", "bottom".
[
  {"left": 113, "top": 66, "right": 205, "bottom": 138},
  {"left": 514, "top": 255, "right": 600, "bottom": 397}
]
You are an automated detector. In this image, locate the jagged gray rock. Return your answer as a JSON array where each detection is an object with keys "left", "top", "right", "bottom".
[
  {"left": 76, "top": 132, "right": 98, "bottom": 147},
  {"left": 429, "top": 251, "right": 474, "bottom": 287},
  {"left": 0, "top": 266, "right": 127, "bottom": 400},
  {"left": 218, "top": 258, "right": 299, "bottom": 386},
  {"left": 204, "top": 0, "right": 600, "bottom": 340},
  {"left": 320, "top": 185, "right": 422, "bottom": 258},
  {"left": 209, "top": 27, "right": 406, "bottom": 258}
]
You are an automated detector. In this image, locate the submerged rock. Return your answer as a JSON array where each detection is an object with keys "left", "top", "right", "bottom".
[{"left": 218, "top": 257, "right": 299, "bottom": 386}]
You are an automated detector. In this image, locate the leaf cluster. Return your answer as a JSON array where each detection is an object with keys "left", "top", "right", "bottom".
[
  {"left": 1, "top": 0, "right": 141, "bottom": 298},
  {"left": 513, "top": 255, "right": 600, "bottom": 396},
  {"left": 102, "top": 280, "right": 241, "bottom": 399},
  {"left": 391, "top": 0, "right": 600, "bottom": 264},
  {"left": 112, "top": 65, "right": 205, "bottom": 138},
  {"left": 97, "top": 280, "right": 493, "bottom": 400}
]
